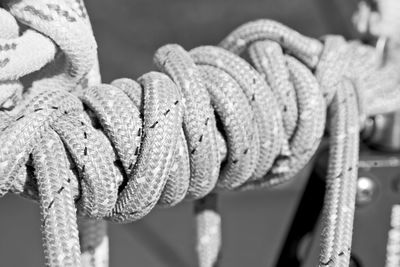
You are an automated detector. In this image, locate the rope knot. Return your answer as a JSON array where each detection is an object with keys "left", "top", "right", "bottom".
[{"left": 2, "top": 3, "right": 400, "bottom": 266}]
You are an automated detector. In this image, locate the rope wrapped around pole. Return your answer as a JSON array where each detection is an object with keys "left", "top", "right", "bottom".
[{"left": 1, "top": 0, "right": 400, "bottom": 266}]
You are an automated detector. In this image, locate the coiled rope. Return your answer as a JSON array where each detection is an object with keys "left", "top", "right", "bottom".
[{"left": 1, "top": 0, "right": 400, "bottom": 266}]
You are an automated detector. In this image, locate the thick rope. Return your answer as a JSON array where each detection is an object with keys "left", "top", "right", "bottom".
[
  {"left": 1, "top": 1, "right": 400, "bottom": 267},
  {"left": 0, "top": 0, "right": 107, "bottom": 266}
]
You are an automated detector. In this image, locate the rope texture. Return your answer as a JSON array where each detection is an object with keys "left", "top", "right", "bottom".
[{"left": 1, "top": 1, "right": 400, "bottom": 267}]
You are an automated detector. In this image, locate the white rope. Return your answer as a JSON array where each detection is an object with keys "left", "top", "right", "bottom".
[
  {"left": 353, "top": 0, "right": 400, "bottom": 60},
  {"left": 354, "top": 0, "right": 400, "bottom": 38}
]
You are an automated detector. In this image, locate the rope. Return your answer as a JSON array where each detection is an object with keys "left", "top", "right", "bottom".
[
  {"left": 0, "top": 0, "right": 107, "bottom": 266},
  {"left": 1, "top": 1, "right": 400, "bottom": 267},
  {"left": 354, "top": 2, "right": 400, "bottom": 266},
  {"left": 354, "top": 0, "right": 400, "bottom": 62},
  {"left": 354, "top": 0, "right": 400, "bottom": 42}
]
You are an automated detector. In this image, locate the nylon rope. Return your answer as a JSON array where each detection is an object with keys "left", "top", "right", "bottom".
[{"left": 0, "top": 1, "right": 400, "bottom": 267}]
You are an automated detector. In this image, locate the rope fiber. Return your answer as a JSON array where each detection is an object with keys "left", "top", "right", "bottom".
[{"left": 1, "top": 0, "right": 400, "bottom": 266}]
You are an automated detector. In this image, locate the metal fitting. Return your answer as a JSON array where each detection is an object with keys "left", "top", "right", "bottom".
[{"left": 356, "top": 176, "right": 377, "bottom": 206}]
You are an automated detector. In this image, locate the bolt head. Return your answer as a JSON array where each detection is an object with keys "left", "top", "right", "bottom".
[{"left": 356, "top": 176, "right": 377, "bottom": 206}]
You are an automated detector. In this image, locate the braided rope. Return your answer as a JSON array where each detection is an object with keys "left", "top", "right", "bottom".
[
  {"left": 1, "top": 1, "right": 400, "bottom": 267},
  {"left": 1, "top": 0, "right": 106, "bottom": 265}
]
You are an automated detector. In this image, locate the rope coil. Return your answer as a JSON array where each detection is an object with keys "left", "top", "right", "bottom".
[{"left": 1, "top": 1, "right": 400, "bottom": 266}]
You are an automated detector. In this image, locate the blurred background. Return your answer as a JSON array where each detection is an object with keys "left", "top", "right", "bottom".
[{"left": 0, "top": 0, "right": 359, "bottom": 266}]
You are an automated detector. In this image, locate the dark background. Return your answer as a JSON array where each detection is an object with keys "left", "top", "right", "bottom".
[{"left": 0, "top": 0, "right": 358, "bottom": 266}]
